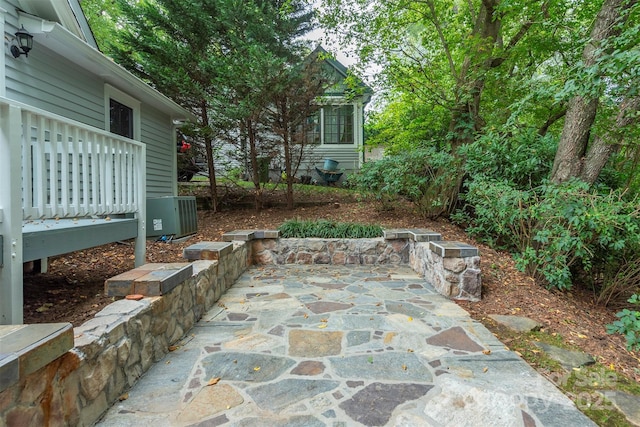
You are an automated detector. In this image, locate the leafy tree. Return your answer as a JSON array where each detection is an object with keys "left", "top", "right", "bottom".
[
  {"left": 268, "top": 52, "right": 328, "bottom": 209},
  {"left": 550, "top": 0, "right": 640, "bottom": 185},
  {"left": 321, "top": 0, "right": 565, "bottom": 148},
  {"left": 84, "top": 0, "right": 317, "bottom": 211}
]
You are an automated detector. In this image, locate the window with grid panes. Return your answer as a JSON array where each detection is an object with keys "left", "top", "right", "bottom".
[{"left": 323, "top": 105, "right": 354, "bottom": 144}]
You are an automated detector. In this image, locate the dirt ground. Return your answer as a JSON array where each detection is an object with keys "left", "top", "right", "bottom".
[{"left": 22, "top": 185, "right": 640, "bottom": 385}]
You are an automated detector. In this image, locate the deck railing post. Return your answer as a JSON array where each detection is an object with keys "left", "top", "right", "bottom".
[
  {"left": 135, "top": 144, "right": 146, "bottom": 267},
  {"left": 0, "top": 102, "right": 25, "bottom": 324}
]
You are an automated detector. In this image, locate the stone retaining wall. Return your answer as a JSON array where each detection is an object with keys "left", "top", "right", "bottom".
[
  {"left": 0, "top": 229, "right": 481, "bottom": 426},
  {"left": 250, "top": 237, "right": 411, "bottom": 265},
  {"left": 410, "top": 241, "right": 481, "bottom": 300},
  {"left": 0, "top": 243, "right": 249, "bottom": 427}
]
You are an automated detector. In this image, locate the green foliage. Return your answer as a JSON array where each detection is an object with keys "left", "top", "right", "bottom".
[
  {"left": 278, "top": 219, "right": 383, "bottom": 238},
  {"left": 452, "top": 180, "right": 536, "bottom": 252},
  {"left": 364, "top": 94, "right": 449, "bottom": 153},
  {"left": 348, "top": 147, "right": 460, "bottom": 218},
  {"left": 607, "top": 295, "right": 640, "bottom": 352},
  {"left": 460, "top": 130, "right": 557, "bottom": 189},
  {"left": 457, "top": 178, "right": 640, "bottom": 291}
]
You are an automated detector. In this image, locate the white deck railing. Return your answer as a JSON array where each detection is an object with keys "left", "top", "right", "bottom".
[
  {"left": 0, "top": 97, "right": 147, "bottom": 324},
  {"left": 19, "top": 106, "right": 145, "bottom": 220}
]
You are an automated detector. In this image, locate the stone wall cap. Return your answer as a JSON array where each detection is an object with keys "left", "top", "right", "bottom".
[
  {"left": 253, "top": 230, "right": 280, "bottom": 239},
  {"left": 222, "top": 230, "right": 256, "bottom": 242},
  {"left": 133, "top": 264, "right": 194, "bottom": 296},
  {"left": 0, "top": 323, "right": 73, "bottom": 392},
  {"left": 384, "top": 228, "right": 441, "bottom": 242},
  {"left": 429, "top": 241, "right": 479, "bottom": 258},
  {"left": 183, "top": 242, "right": 233, "bottom": 260}
]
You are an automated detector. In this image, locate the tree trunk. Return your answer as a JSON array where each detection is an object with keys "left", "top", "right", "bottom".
[
  {"left": 448, "top": 0, "right": 500, "bottom": 148},
  {"left": 550, "top": 0, "right": 637, "bottom": 184},
  {"left": 246, "top": 118, "right": 263, "bottom": 211},
  {"left": 200, "top": 101, "right": 218, "bottom": 212},
  {"left": 280, "top": 99, "right": 295, "bottom": 210},
  {"left": 580, "top": 96, "right": 640, "bottom": 184}
]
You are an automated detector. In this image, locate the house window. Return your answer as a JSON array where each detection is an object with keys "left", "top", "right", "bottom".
[
  {"left": 110, "top": 99, "right": 133, "bottom": 138},
  {"left": 323, "top": 105, "right": 354, "bottom": 144},
  {"left": 104, "top": 84, "right": 140, "bottom": 140},
  {"left": 305, "top": 113, "right": 321, "bottom": 144}
]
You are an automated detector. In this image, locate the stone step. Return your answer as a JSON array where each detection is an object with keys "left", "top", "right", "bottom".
[{"left": 0, "top": 323, "right": 73, "bottom": 393}]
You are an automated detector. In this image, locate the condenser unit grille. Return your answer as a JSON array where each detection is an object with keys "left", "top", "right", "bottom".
[
  {"left": 147, "top": 196, "right": 198, "bottom": 238},
  {"left": 177, "top": 197, "right": 198, "bottom": 236}
]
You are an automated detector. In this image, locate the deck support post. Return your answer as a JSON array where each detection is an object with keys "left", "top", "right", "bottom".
[
  {"left": 134, "top": 145, "right": 146, "bottom": 267},
  {"left": 0, "top": 103, "right": 24, "bottom": 324}
]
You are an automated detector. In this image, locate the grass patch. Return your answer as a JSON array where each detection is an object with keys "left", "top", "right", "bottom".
[{"left": 278, "top": 219, "right": 383, "bottom": 238}]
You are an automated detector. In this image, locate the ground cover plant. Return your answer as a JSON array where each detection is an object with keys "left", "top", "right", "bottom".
[{"left": 278, "top": 219, "right": 382, "bottom": 238}]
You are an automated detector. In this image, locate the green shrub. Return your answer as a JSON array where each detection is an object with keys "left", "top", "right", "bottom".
[
  {"left": 452, "top": 179, "right": 536, "bottom": 251},
  {"left": 278, "top": 219, "right": 383, "bottom": 238},
  {"left": 459, "top": 129, "right": 557, "bottom": 189},
  {"left": 456, "top": 178, "right": 640, "bottom": 291},
  {"left": 347, "top": 147, "right": 460, "bottom": 218},
  {"left": 607, "top": 294, "right": 640, "bottom": 352}
]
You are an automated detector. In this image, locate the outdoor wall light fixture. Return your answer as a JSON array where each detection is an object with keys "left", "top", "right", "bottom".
[{"left": 10, "top": 26, "right": 33, "bottom": 58}]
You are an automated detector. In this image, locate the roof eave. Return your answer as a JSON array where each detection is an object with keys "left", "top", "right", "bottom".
[{"left": 18, "top": 12, "right": 196, "bottom": 122}]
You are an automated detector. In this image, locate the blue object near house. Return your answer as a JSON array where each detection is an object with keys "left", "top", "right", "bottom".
[{"left": 323, "top": 158, "right": 339, "bottom": 171}]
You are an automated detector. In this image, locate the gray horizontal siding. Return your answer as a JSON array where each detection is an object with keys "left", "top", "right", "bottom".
[
  {"left": 303, "top": 145, "right": 361, "bottom": 174},
  {"left": 5, "top": 16, "right": 104, "bottom": 128},
  {"left": 4, "top": 2, "right": 177, "bottom": 199},
  {"left": 141, "top": 106, "right": 175, "bottom": 198}
]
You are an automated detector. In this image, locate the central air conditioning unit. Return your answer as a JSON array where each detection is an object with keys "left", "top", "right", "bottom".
[{"left": 146, "top": 196, "right": 198, "bottom": 238}]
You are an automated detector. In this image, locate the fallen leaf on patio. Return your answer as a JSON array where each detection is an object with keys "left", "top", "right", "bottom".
[
  {"left": 168, "top": 345, "right": 179, "bottom": 352},
  {"left": 320, "top": 318, "right": 328, "bottom": 323},
  {"left": 407, "top": 349, "right": 414, "bottom": 353},
  {"left": 254, "top": 366, "right": 261, "bottom": 372},
  {"left": 303, "top": 314, "right": 309, "bottom": 319},
  {"left": 407, "top": 317, "right": 413, "bottom": 322},
  {"left": 401, "top": 364, "right": 407, "bottom": 371},
  {"left": 118, "top": 393, "right": 129, "bottom": 401},
  {"left": 207, "top": 377, "right": 220, "bottom": 386},
  {"left": 483, "top": 367, "right": 488, "bottom": 373},
  {"left": 318, "top": 323, "right": 327, "bottom": 329},
  {"left": 482, "top": 349, "right": 491, "bottom": 355},
  {"left": 368, "top": 356, "right": 374, "bottom": 364}
]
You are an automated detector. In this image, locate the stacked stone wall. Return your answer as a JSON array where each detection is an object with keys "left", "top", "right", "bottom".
[
  {"left": 1, "top": 230, "right": 480, "bottom": 426},
  {"left": 409, "top": 242, "right": 481, "bottom": 301},
  {"left": 0, "top": 243, "right": 249, "bottom": 427},
  {"left": 251, "top": 238, "right": 410, "bottom": 266}
]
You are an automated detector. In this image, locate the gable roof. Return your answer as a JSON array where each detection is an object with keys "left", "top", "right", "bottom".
[
  {"left": 18, "top": 0, "right": 97, "bottom": 48},
  {"left": 15, "top": 0, "right": 195, "bottom": 122},
  {"left": 311, "top": 45, "right": 373, "bottom": 104}
]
